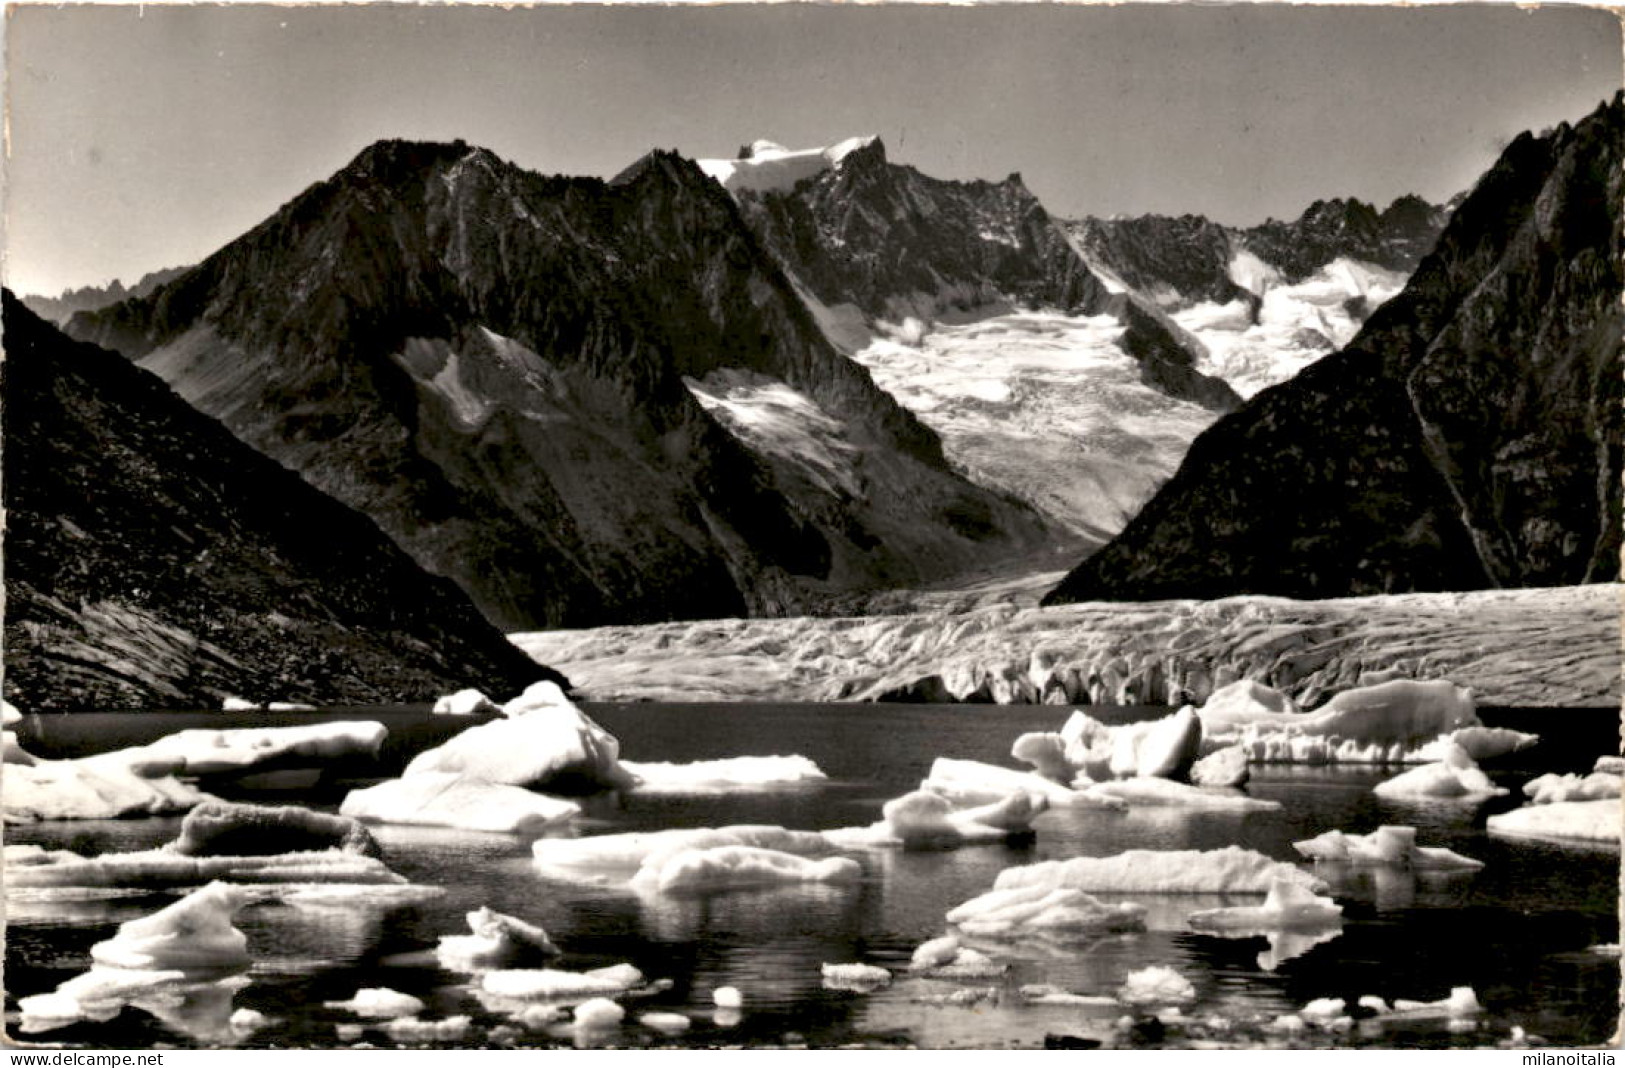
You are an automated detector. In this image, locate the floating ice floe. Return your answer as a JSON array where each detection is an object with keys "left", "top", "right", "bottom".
[
  {"left": 1077, "top": 776, "right": 1280, "bottom": 812},
  {"left": 341, "top": 772, "right": 581, "bottom": 836},
  {"left": 821, "top": 962, "right": 891, "bottom": 991},
  {"left": 1372, "top": 743, "right": 1507, "bottom": 801},
  {"left": 1386, "top": 986, "right": 1483, "bottom": 1019},
  {"left": 1200, "top": 679, "right": 1536, "bottom": 765},
  {"left": 1018, "top": 707, "right": 1205, "bottom": 785},
  {"left": 533, "top": 824, "right": 834, "bottom": 878},
  {"left": 821, "top": 788, "right": 1045, "bottom": 849},
  {"left": 1292, "top": 825, "right": 1483, "bottom": 871},
  {"left": 381, "top": 1015, "right": 472, "bottom": 1042},
  {"left": 919, "top": 757, "right": 1121, "bottom": 808},
  {"left": 406, "top": 684, "right": 634, "bottom": 793},
  {"left": 946, "top": 884, "right": 1147, "bottom": 940},
  {"left": 324, "top": 988, "right": 426, "bottom": 1019},
  {"left": 639, "top": 1011, "right": 691, "bottom": 1035},
  {"left": 572, "top": 998, "right": 625, "bottom": 1030},
  {"left": 481, "top": 964, "right": 644, "bottom": 1002},
  {"left": 4, "top": 751, "right": 212, "bottom": 822},
  {"left": 1019, "top": 984, "right": 1120, "bottom": 1007},
  {"left": 19, "top": 883, "right": 255, "bottom": 1034},
  {"left": 1188, "top": 878, "right": 1343, "bottom": 932},
  {"left": 7, "top": 844, "right": 405, "bottom": 889},
  {"left": 1594, "top": 756, "right": 1624, "bottom": 775},
  {"left": 620, "top": 755, "right": 827, "bottom": 794},
  {"left": 1189, "top": 744, "right": 1250, "bottom": 787},
  {"left": 989, "top": 846, "right": 1325, "bottom": 896},
  {"left": 436, "top": 907, "right": 558, "bottom": 970},
  {"left": 632, "top": 844, "right": 862, "bottom": 895},
  {"left": 1485, "top": 799, "right": 1621, "bottom": 845},
  {"left": 1521, "top": 770, "right": 1622, "bottom": 805},
  {"left": 138, "top": 721, "right": 389, "bottom": 778},
  {"left": 222, "top": 697, "right": 260, "bottom": 712},
  {"left": 167, "top": 800, "right": 381, "bottom": 858},
  {"left": 910, "top": 934, "right": 962, "bottom": 970},
  {"left": 1118, "top": 966, "right": 1196, "bottom": 1007},
  {"left": 3, "top": 699, "right": 23, "bottom": 726},
  {"left": 712, "top": 986, "right": 743, "bottom": 1009},
  {"left": 433, "top": 689, "right": 501, "bottom": 717}
]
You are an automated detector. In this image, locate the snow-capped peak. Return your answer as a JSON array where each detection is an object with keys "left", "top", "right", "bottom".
[{"left": 698, "top": 136, "right": 880, "bottom": 196}]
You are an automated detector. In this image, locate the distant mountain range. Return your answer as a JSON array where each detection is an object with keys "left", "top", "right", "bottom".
[
  {"left": 69, "top": 141, "right": 1057, "bottom": 630},
  {"left": 21, "top": 265, "right": 189, "bottom": 325},
  {"left": 1047, "top": 93, "right": 1622, "bottom": 605},
  {"left": 3, "top": 292, "right": 556, "bottom": 712}
]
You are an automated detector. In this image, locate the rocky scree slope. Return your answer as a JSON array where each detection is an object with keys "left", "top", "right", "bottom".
[
  {"left": 1047, "top": 95, "right": 1623, "bottom": 604},
  {"left": 72, "top": 141, "right": 1056, "bottom": 630},
  {"left": 3, "top": 293, "right": 557, "bottom": 712}
]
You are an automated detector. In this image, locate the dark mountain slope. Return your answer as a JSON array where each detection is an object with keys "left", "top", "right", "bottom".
[
  {"left": 3, "top": 292, "right": 556, "bottom": 713},
  {"left": 73, "top": 141, "right": 1055, "bottom": 629},
  {"left": 1046, "top": 95, "right": 1622, "bottom": 605}
]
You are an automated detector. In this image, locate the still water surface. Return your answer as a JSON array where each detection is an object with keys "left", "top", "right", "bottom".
[{"left": 6, "top": 703, "right": 1619, "bottom": 1049}]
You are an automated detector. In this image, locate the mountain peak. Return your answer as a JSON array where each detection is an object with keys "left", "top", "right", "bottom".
[{"left": 697, "top": 136, "right": 883, "bottom": 197}]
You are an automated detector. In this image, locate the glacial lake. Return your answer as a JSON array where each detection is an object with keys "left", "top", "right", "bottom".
[{"left": 6, "top": 702, "right": 1620, "bottom": 1050}]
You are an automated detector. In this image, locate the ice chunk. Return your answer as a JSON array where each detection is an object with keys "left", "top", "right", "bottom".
[
  {"left": 1292, "top": 825, "right": 1483, "bottom": 870},
  {"left": 992, "top": 846, "right": 1324, "bottom": 896},
  {"left": 341, "top": 772, "right": 580, "bottom": 836},
  {"left": 946, "top": 884, "right": 1147, "bottom": 939},
  {"left": 823, "top": 788, "right": 1045, "bottom": 849},
  {"left": 1390, "top": 986, "right": 1482, "bottom": 1018},
  {"left": 1486, "top": 799, "right": 1620, "bottom": 844},
  {"left": 137, "top": 721, "right": 388, "bottom": 778},
  {"left": 230, "top": 1007, "right": 270, "bottom": 1033},
  {"left": 433, "top": 689, "right": 500, "bottom": 716},
  {"left": 167, "top": 801, "right": 381, "bottom": 858},
  {"left": 4, "top": 754, "right": 211, "bottom": 822},
  {"left": 3, "top": 699, "right": 23, "bottom": 726},
  {"left": 1078, "top": 777, "right": 1280, "bottom": 812},
  {"left": 9, "top": 845, "right": 405, "bottom": 889},
  {"left": 1428, "top": 726, "right": 1539, "bottom": 762},
  {"left": 324, "top": 988, "right": 426, "bottom": 1019},
  {"left": 437, "top": 907, "right": 558, "bottom": 970},
  {"left": 633, "top": 845, "right": 861, "bottom": 895},
  {"left": 533, "top": 824, "right": 832, "bottom": 875},
  {"left": 1301, "top": 997, "right": 1346, "bottom": 1021},
  {"left": 1594, "top": 756, "right": 1625, "bottom": 775},
  {"left": 1188, "top": 878, "right": 1342, "bottom": 931},
  {"left": 1119, "top": 966, "right": 1195, "bottom": 1006},
  {"left": 920, "top": 757, "right": 1115, "bottom": 808},
  {"left": 1358, "top": 995, "right": 1390, "bottom": 1014},
  {"left": 406, "top": 693, "right": 634, "bottom": 793},
  {"left": 910, "top": 934, "right": 961, "bottom": 970},
  {"left": 1012, "top": 733, "right": 1075, "bottom": 782},
  {"left": 1269, "top": 1014, "right": 1307, "bottom": 1034},
  {"left": 1372, "top": 743, "right": 1507, "bottom": 801},
  {"left": 639, "top": 1011, "right": 691, "bottom": 1035},
  {"left": 280, "top": 883, "right": 444, "bottom": 907},
  {"left": 482, "top": 964, "right": 644, "bottom": 1001},
  {"left": 1198, "top": 680, "right": 1299, "bottom": 733},
  {"left": 572, "top": 998, "right": 624, "bottom": 1030},
  {"left": 89, "top": 882, "right": 249, "bottom": 972},
  {"left": 381, "top": 1015, "right": 471, "bottom": 1042},
  {"left": 621, "top": 755, "right": 826, "bottom": 794},
  {"left": 221, "top": 697, "right": 259, "bottom": 712},
  {"left": 1019, "top": 984, "right": 1120, "bottom": 1007},
  {"left": 821, "top": 963, "right": 891, "bottom": 991},
  {"left": 1522, "top": 771, "right": 1621, "bottom": 805},
  {"left": 1114, "top": 707, "right": 1203, "bottom": 780},
  {"left": 1314, "top": 680, "right": 1477, "bottom": 743},
  {"left": 1189, "top": 744, "right": 1250, "bottom": 787}
]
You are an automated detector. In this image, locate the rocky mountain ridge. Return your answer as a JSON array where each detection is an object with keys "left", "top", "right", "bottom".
[{"left": 3, "top": 292, "right": 556, "bottom": 712}]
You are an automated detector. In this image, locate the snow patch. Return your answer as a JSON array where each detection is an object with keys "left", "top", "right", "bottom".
[
  {"left": 699, "top": 137, "right": 878, "bottom": 197},
  {"left": 684, "top": 369, "right": 861, "bottom": 497}
]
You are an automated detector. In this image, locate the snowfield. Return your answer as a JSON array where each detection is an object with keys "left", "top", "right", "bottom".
[{"left": 512, "top": 584, "right": 1620, "bottom": 708}]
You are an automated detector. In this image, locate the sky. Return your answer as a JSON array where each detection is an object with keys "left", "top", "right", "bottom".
[{"left": 5, "top": 3, "right": 1620, "bottom": 297}]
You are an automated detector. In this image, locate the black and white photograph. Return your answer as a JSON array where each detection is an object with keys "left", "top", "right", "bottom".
[{"left": 2, "top": 0, "right": 1621, "bottom": 1053}]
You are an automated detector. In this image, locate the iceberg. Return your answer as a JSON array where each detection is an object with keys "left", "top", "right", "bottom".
[
  {"left": 632, "top": 845, "right": 861, "bottom": 895},
  {"left": 1187, "top": 878, "right": 1342, "bottom": 932},
  {"left": 136, "top": 721, "right": 388, "bottom": 778},
  {"left": 1110, "top": 707, "right": 1203, "bottom": 780},
  {"left": 433, "top": 688, "right": 500, "bottom": 716},
  {"left": 1118, "top": 965, "right": 1196, "bottom": 1007},
  {"left": 8, "top": 845, "right": 405, "bottom": 889},
  {"left": 166, "top": 800, "right": 381, "bottom": 858},
  {"left": 436, "top": 907, "right": 558, "bottom": 970},
  {"left": 533, "top": 824, "right": 833, "bottom": 876},
  {"left": 1189, "top": 744, "right": 1250, "bottom": 787},
  {"left": 5, "top": 752, "right": 211, "bottom": 822},
  {"left": 1372, "top": 743, "right": 1507, "bottom": 801},
  {"left": 406, "top": 689, "right": 634, "bottom": 793},
  {"left": 482, "top": 963, "right": 644, "bottom": 1002},
  {"left": 1521, "top": 771, "right": 1621, "bottom": 805},
  {"left": 380, "top": 1015, "right": 472, "bottom": 1042},
  {"left": 920, "top": 757, "right": 1117, "bottom": 808},
  {"left": 572, "top": 998, "right": 625, "bottom": 1031},
  {"left": 821, "top": 962, "right": 891, "bottom": 991},
  {"left": 945, "top": 884, "right": 1147, "bottom": 940},
  {"left": 324, "top": 988, "right": 426, "bottom": 1019},
  {"left": 1595, "top": 756, "right": 1625, "bottom": 775},
  {"left": 821, "top": 789, "right": 1045, "bottom": 849},
  {"left": 909, "top": 934, "right": 962, "bottom": 970},
  {"left": 89, "top": 882, "right": 251, "bottom": 972},
  {"left": 341, "top": 772, "right": 580, "bottom": 836},
  {"left": 1077, "top": 777, "right": 1280, "bottom": 812},
  {"left": 639, "top": 1011, "right": 691, "bottom": 1035},
  {"left": 1486, "top": 799, "right": 1621, "bottom": 845},
  {"left": 1292, "top": 825, "right": 1483, "bottom": 870},
  {"left": 990, "top": 847, "right": 1325, "bottom": 896},
  {"left": 712, "top": 986, "right": 743, "bottom": 1009},
  {"left": 1388, "top": 986, "right": 1483, "bottom": 1019},
  {"left": 621, "top": 755, "right": 826, "bottom": 794}
]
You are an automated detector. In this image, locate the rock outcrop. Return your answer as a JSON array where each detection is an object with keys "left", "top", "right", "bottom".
[
  {"left": 71, "top": 141, "right": 1055, "bottom": 630},
  {"left": 1046, "top": 95, "right": 1622, "bottom": 605},
  {"left": 2, "top": 293, "right": 555, "bottom": 712}
]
